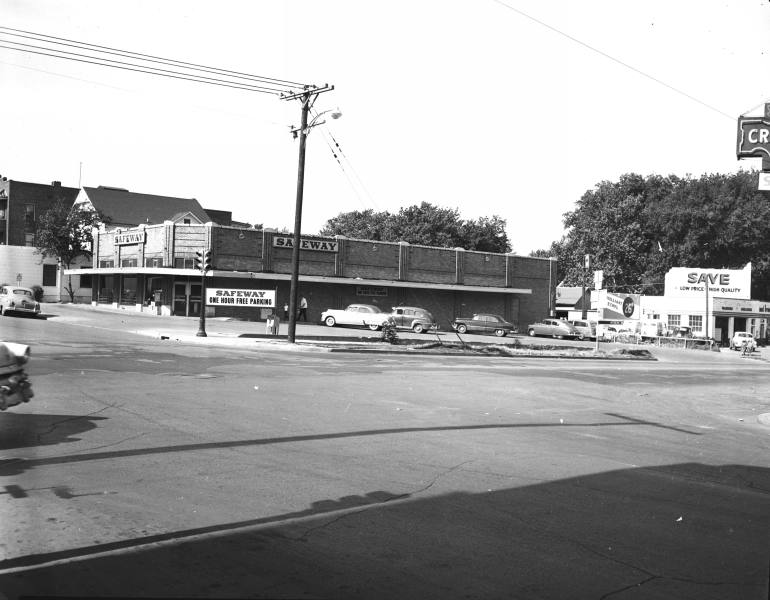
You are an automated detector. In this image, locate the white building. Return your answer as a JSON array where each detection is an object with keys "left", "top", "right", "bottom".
[{"left": 585, "top": 263, "right": 766, "bottom": 345}]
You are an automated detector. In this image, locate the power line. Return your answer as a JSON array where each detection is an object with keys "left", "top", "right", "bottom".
[
  {"left": 0, "top": 26, "right": 306, "bottom": 89},
  {"left": 0, "top": 27, "right": 316, "bottom": 96},
  {"left": 491, "top": 0, "right": 736, "bottom": 121},
  {"left": 0, "top": 41, "right": 288, "bottom": 95}
]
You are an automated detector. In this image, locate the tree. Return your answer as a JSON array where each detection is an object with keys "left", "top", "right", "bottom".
[
  {"left": 319, "top": 202, "right": 512, "bottom": 253},
  {"left": 532, "top": 170, "right": 770, "bottom": 297},
  {"left": 35, "top": 200, "right": 108, "bottom": 302}
]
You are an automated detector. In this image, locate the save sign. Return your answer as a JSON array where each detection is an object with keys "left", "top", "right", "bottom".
[{"left": 206, "top": 288, "right": 275, "bottom": 307}]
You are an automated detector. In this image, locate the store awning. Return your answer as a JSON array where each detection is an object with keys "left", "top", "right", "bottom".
[{"left": 65, "top": 267, "right": 531, "bottom": 295}]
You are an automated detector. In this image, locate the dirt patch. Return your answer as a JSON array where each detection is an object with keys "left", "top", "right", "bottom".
[{"left": 330, "top": 340, "right": 655, "bottom": 360}]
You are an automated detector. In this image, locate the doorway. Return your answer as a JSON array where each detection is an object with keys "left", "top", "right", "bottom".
[{"left": 173, "top": 280, "right": 202, "bottom": 317}]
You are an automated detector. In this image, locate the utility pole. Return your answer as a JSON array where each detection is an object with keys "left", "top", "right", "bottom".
[
  {"left": 281, "top": 84, "right": 334, "bottom": 343},
  {"left": 582, "top": 254, "right": 590, "bottom": 320}
]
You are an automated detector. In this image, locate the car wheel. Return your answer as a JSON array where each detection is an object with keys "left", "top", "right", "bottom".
[
  {"left": 577, "top": 334, "right": 585, "bottom": 341},
  {"left": 494, "top": 328, "right": 505, "bottom": 337},
  {"left": 457, "top": 324, "right": 467, "bottom": 334},
  {"left": 556, "top": 334, "right": 564, "bottom": 340},
  {"left": 528, "top": 329, "right": 535, "bottom": 336},
  {"left": 324, "top": 316, "right": 336, "bottom": 327},
  {"left": 413, "top": 323, "right": 424, "bottom": 334},
  {"left": 368, "top": 323, "right": 380, "bottom": 331}
]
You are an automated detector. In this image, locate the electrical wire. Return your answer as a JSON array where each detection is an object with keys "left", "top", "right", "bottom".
[
  {"left": 0, "top": 41, "right": 288, "bottom": 95},
  {"left": 0, "top": 27, "right": 315, "bottom": 96},
  {"left": 0, "top": 26, "right": 306, "bottom": 89},
  {"left": 319, "top": 123, "right": 382, "bottom": 211},
  {"left": 491, "top": 0, "right": 736, "bottom": 121}
]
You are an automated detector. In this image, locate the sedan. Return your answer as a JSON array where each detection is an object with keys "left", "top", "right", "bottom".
[
  {"left": 0, "top": 286, "right": 41, "bottom": 317},
  {"left": 527, "top": 318, "right": 579, "bottom": 339},
  {"left": 390, "top": 306, "right": 438, "bottom": 333},
  {"left": 451, "top": 313, "right": 517, "bottom": 337},
  {"left": 321, "top": 304, "right": 394, "bottom": 330}
]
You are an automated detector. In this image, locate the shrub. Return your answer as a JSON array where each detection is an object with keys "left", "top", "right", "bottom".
[
  {"left": 30, "top": 285, "right": 44, "bottom": 302},
  {"left": 380, "top": 321, "right": 399, "bottom": 344}
]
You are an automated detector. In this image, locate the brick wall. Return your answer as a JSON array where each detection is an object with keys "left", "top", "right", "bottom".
[{"left": 5, "top": 180, "right": 79, "bottom": 246}]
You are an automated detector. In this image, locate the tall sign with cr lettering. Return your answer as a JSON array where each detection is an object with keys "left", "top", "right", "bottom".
[{"left": 737, "top": 103, "right": 770, "bottom": 178}]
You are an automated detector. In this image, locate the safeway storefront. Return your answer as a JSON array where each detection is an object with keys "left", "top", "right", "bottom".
[{"left": 66, "top": 222, "right": 555, "bottom": 330}]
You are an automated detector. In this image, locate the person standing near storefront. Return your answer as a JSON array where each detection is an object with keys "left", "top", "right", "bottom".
[
  {"left": 283, "top": 301, "right": 289, "bottom": 320},
  {"left": 298, "top": 295, "right": 308, "bottom": 321}
]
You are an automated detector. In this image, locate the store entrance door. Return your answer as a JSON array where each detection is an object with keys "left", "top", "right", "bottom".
[{"left": 173, "top": 281, "right": 202, "bottom": 317}]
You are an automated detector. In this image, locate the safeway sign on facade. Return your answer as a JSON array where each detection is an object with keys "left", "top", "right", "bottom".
[{"left": 206, "top": 289, "right": 275, "bottom": 307}]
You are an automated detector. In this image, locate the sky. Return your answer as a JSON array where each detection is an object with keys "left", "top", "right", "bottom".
[{"left": 2, "top": 1, "right": 770, "bottom": 255}]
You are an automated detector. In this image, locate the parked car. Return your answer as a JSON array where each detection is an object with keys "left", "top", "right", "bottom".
[
  {"left": 0, "top": 286, "right": 41, "bottom": 317},
  {"left": 568, "top": 319, "right": 596, "bottom": 340},
  {"left": 321, "top": 304, "right": 394, "bottom": 330},
  {"left": 390, "top": 306, "right": 437, "bottom": 333},
  {"left": 672, "top": 326, "right": 693, "bottom": 338},
  {"left": 452, "top": 313, "right": 516, "bottom": 337},
  {"left": 731, "top": 331, "right": 757, "bottom": 352},
  {"left": 527, "top": 318, "right": 579, "bottom": 339}
]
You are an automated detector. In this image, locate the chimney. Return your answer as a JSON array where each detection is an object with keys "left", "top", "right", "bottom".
[{"left": 51, "top": 181, "right": 61, "bottom": 187}]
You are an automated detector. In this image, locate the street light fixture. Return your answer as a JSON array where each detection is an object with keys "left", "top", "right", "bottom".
[{"left": 280, "top": 85, "right": 335, "bottom": 343}]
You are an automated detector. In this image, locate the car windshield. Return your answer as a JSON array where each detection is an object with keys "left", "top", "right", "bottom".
[{"left": 13, "top": 289, "right": 33, "bottom": 297}]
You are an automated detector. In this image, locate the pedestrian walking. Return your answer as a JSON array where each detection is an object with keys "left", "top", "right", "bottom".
[{"left": 298, "top": 295, "right": 308, "bottom": 321}]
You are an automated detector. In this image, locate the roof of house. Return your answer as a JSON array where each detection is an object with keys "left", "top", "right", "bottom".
[
  {"left": 81, "top": 186, "right": 210, "bottom": 226},
  {"left": 555, "top": 286, "right": 588, "bottom": 307}
]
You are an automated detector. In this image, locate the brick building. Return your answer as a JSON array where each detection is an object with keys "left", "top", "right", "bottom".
[
  {"left": 67, "top": 222, "right": 558, "bottom": 330},
  {"left": 0, "top": 177, "right": 81, "bottom": 299}
]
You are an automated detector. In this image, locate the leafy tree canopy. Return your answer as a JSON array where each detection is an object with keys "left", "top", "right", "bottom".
[
  {"left": 531, "top": 170, "right": 770, "bottom": 298},
  {"left": 319, "top": 202, "right": 512, "bottom": 253},
  {"left": 36, "top": 200, "right": 109, "bottom": 301}
]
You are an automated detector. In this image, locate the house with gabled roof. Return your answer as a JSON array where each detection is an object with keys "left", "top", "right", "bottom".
[{"left": 74, "top": 186, "right": 212, "bottom": 228}]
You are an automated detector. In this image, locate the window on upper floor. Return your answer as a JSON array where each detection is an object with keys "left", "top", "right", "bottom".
[{"left": 24, "top": 204, "right": 34, "bottom": 230}]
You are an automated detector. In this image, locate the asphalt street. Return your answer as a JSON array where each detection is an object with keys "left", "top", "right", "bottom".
[{"left": 0, "top": 304, "right": 768, "bottom": 599}]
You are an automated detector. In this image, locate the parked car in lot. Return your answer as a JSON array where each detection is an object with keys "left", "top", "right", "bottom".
[
  {"left": 321, "top": 304, "right": 394, "bottom": 330},
  {"left": 0, "top": 286, "right": 41, "bottom": 317},
  {"left": 527, "top": 318, "right": 579, "bottom": 339},
  {"left": 731, "top": 331, "right": 757, "bottom": 352},
  {"left": 452, "top": 313, "right": 516, "bottom": 337},
  {"left": 672, "top": 326, "right": 694, "bottom": 338},
  {"left": 390, "top": 306, "right": 437, "bottom": 333},
  {"left": 568, "top": 319, "right": 596, "bottom": 340}
]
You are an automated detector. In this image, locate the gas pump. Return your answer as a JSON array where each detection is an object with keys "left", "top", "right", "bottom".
[{"left": 0, "top": 342, "right": 33, "bottom": 411}]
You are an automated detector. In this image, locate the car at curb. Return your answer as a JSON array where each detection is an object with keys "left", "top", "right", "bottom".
[
  {"left": 527, "top": 318, "right": 579, "bottom": 340},
  {"left": 321, "top": 304, "right": 394, "bottom": 331},
  {"left": 731, "top": 331, "right": 757, "bottom": 352},
  {"left": 568, "top": 319, "right": 597, "bottom": 341},
  {"left": 390, "top": 306, "right": 438, "bottom": 334},
  {"left": 451, "top": 313, "right": 516, "bottom": 337},
  {"left": 0, "top": 286, "right": 41, "bottom": 317}
]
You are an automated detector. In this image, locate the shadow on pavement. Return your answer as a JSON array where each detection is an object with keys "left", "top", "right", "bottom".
[
  {"left": 0, "top": 412, "right": 106, "bottom": 451},
  {"left": 1, "top": 462, "right": 767, "bottom": 600},
  {"left": 0, "top": 412, "right": 699, "bottom": 476}
]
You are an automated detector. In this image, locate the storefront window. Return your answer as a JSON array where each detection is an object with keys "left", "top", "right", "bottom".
[
  {"left": 121, "top": 276, "right": 138, "bottom": 304},
  {"left": 667, "top": 314, "right": 681, "bottom": 328},
  {"left": 98, "top": 275, "right": 116, "bottom": 303},
  {"left": 688, "top": 315, "right": 703, "bottom": 332}
]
